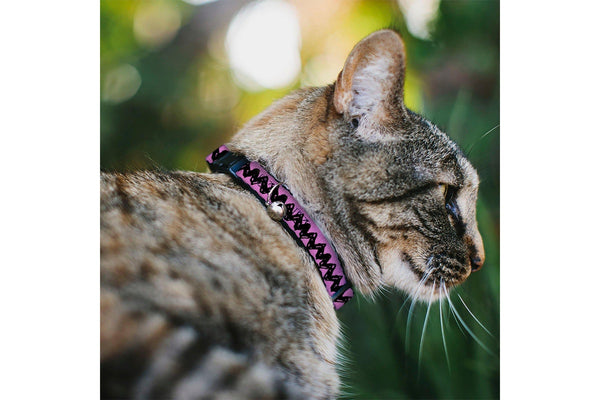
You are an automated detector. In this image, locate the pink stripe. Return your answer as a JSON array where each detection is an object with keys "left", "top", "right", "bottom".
[{"left": 205, "top": 145, "right": 229, "bottom": 164}]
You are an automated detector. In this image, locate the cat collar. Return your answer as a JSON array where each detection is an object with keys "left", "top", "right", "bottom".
[{"left": 206, "top": 145, "right": 354, "bottom": 310}]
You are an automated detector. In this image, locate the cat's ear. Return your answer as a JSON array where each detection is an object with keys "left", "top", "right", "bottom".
[{"left": 333, "top": 30, "right": 406, "bottom": 122}]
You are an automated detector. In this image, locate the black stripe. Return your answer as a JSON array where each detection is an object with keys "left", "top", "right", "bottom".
[
  {"left": 353, "top": 205, "right": 437, "bottom": 240},
  {"left": 347, "top": 202, "right": 382, "bottom": 274},
  {"left": 357, "top": 184, "right": 434, "bottom": 205},
  {"left": 413, "top": 206, "right": 444, "bottom": 237},
  {"left": 114, "top": 175, "right": 134, "bottom": 214}
]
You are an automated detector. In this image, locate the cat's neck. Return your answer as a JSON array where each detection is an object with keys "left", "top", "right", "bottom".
[
  {"left": 229, "top": 86, "right": 331, "bottom": 228},
  {"left": 228, "top": 86, "right": 382, "bottom": 296}
]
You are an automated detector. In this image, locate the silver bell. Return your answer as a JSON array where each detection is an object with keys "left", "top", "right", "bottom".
[{"left": 267, "top": 201, "right": 287, "bottom": 221}]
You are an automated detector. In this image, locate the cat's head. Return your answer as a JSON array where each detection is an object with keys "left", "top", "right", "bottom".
[
  {"left": 233, "top": 30, "right": 484, "bottom": 302},
  {"left": 322, "top": 30, "right": 485, "bottom": 301}
]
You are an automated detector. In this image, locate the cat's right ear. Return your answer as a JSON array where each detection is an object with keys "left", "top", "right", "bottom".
[{"left": 333, "top": 30, "right": 406, "bottom": 124}]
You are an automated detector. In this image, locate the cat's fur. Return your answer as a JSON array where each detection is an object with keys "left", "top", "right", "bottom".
[{"left": 101, "top": 30, "right": 484, "bottom": 399}]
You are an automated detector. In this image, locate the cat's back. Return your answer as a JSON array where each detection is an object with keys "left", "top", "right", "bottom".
[
  {"left": 101, "top": 169, "right": 305, "bottom": 301},
  {"left": 100, "top": 170, "right": 336, "bottom": 399}
]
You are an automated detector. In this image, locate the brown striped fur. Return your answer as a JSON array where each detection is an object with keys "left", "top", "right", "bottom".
[{"left": 101, "top": 30, "right": 484, "bottom": 399}]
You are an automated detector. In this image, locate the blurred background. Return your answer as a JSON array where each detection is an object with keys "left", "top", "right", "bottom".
[{"left": 101, "top": 0, "right": 499, "bottom": 398}]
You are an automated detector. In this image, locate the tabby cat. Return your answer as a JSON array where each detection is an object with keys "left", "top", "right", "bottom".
[{"left": 101, "top": 30, "right": 484, "bottom": 399}]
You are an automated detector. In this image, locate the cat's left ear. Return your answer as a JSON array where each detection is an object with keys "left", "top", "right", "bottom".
[{"left": 333, "top": 30, "right": 406, "bottom": 122}]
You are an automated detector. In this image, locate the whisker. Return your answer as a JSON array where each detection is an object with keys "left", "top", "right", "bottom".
[
  {"left": 418, "top": 280, "right": 436, "bottom": 371},
  {"left": 396, "top": 268, "right": 434, "bottom": 324},
  {"left": 405, "top": 269, "right": 433, "bottom": 316},
  {"left": 443, "top": 286, "right": 467, "bottom": 337},
  {"left": 456, "top": 293, "right": 495, "bottom": 338},
  {"left": 443, "top": 285, "right": 494, "bottom": 356},
  {"left": 477, "top": 123, "right": 500, "bottom": 141},
  {"left": 394, "top": 294, "right": 413, "bottom": 329},
  {"left": 466, "top": 123, "right": 500, "bottom": 156},
  {"left": 396, "top": 292, "right": 414, "bottom": 319},
  {"left": 443, "top": 294, "right": 452, "bottom": 326},
  {"left": 405, "top": 296, "right": 419, "bottom": 351},
  {"left": 449, "top": 300, "right": 466, "bottom": 336},
  {"left": 440, "top": 280, "right": 451, "bottom": 372},
  {"left": 405, "top": 268, "right": 433, "bottom": 351}
]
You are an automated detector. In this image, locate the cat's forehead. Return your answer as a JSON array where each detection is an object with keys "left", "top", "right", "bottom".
[
  {"left": 351, "top": 123, "right": 477, "bottom": 190},
  {"left": 401, "top": 117, "right": 479, "bottom": 188}
]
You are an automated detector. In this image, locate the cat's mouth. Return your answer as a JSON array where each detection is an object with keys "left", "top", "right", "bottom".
[
  {"left": 380, "top": 247, "right": 473, "bottom": 302},
  {"left": 424, "top": 253, "right": 470, "bottom": 283},
  {"left": 407, "top": 272, "right": 467, "bottom": 302},
  {"left": 401, "top": 252, "right": 471, "bottom": 301}
]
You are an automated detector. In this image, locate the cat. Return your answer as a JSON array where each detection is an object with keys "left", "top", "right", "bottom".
[{"left": 101, "top": 29, "right": 484, "bottom": 399}]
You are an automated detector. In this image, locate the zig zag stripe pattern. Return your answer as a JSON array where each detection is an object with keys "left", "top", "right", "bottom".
[{"left": 206, "top": 146, "right": 353, "bottom": 309}]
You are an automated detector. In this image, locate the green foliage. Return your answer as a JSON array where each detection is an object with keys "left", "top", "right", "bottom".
[{"left": 101, "top": 0, "right": 499, "bottom": 398}]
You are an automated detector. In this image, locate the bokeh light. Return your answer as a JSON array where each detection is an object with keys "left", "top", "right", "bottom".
[
  {"left": 397, "top": 0, "right": 440, "bottom": 40},
  {"left": 102, "top": 64, "right": 141, "bottom": 104},
  {"left": 133, "top": 1, "right": 181, "bottom": 48},
  {"left": 225, "top": 0, "right": 301, "bottom": 91}
]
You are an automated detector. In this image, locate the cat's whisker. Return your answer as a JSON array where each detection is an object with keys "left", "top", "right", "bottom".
[
  {"left": 394, "top": 293, "right": 414, "bottom": 329},
  {"left": 456, "top": 292, "right": 495, "bottom": 338},
  {"left": 443, "top": 285, "right": 466, "bottom": 336},
  {"left": 396, "top": 294, "right": 413, "bottom": 316},
  {"left": 478, "top": 123, "right": 500, "bottom": 141},
  {"left": 405, "top": 268, "right": 434, "bottom": 350},
  {"left": 380, "top": 284, "right": 392, "bottom": 295},
  {"left": 398, "top": 267, "right": 433, "bottom": 315},
  {"left": 439, "top": 280, "right": 451, "bottom": 372},
  {"left": 442, "top": 284, "right": 494, "bottom": 356},
  {"left": 448, "top": 300, "right": 466, "bottom": 336},
  {"left": 466, "top": 123, "right": 500, "bottom": 156},
  {"left": 418, "top": 280, "right": 436, "bottom": 371},
  {"left": 405, "top": 297, "right": 418, "bottom": 352}
]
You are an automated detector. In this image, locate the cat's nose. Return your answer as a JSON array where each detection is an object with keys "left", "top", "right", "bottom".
[
  {"left": 470, "top": 254, "right": 484, "bottom": 272},
  {"left": 466, "top": 229, "right": 485, "bottom": 272}
]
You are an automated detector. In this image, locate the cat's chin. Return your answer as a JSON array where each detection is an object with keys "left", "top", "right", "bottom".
[{"left": 380, "top": 253, "right": 461, "bottom": 303}]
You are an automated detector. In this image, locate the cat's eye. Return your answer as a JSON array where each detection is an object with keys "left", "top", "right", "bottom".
[
  {"left": 443, "top": 185, "right": 465, "bottom": 236},
  {"left": 351, "top": 117, "right": 359, "bottom": 129},
  {"left": 441, "top": 183, "right": 458, "bottom": 217}
]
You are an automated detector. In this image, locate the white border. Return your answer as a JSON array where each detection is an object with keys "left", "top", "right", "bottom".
[
  {"left": 0, "top": 2, "right": 99, "bottom": 399},
  {"left": 501, "top": 1, "right": 600, "bottom": 398}
]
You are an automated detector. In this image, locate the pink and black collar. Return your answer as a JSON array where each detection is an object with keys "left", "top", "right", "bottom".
[{"left": 207, "top": 145, "right": 353, "bottom": 310}]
